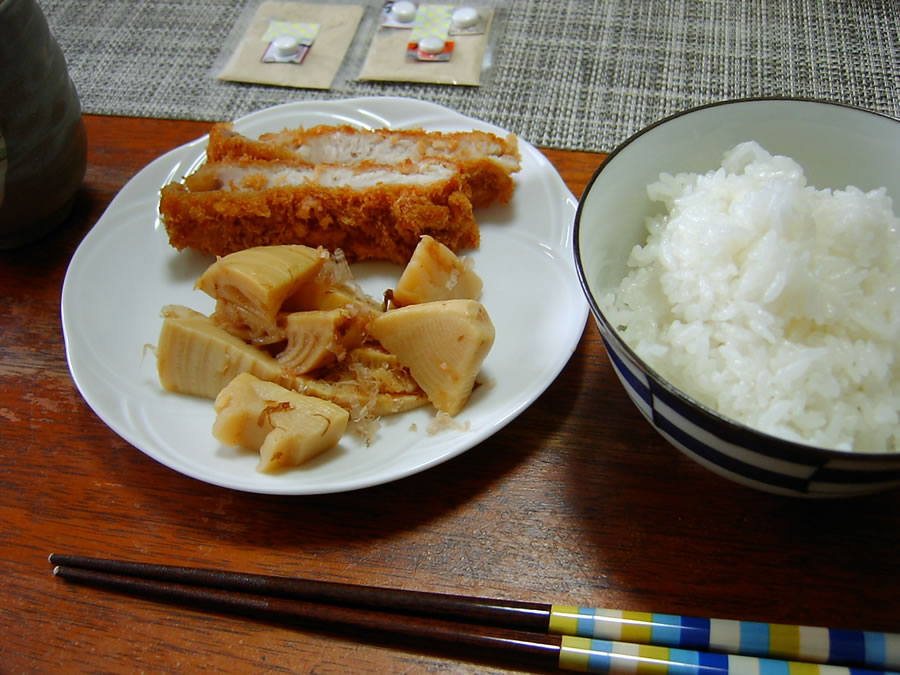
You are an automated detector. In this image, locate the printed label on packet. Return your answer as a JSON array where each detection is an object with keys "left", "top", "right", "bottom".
[
  {"left": 407, "top": 5, "right": 453, "bottom": 62},
  {"left": 261, "top": 20, "right": 320, "bottom": 64}
]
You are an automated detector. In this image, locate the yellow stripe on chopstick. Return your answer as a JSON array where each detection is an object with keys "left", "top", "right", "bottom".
[
  {"left": 786, "top": 660, "right": 821, "bottom": 675},
  {"left": 636, "top": 643, "right": 673, "bottom": 675},
  {"left": 558, "top": 636, "right": 593, "bottom": 672},
  {"left": 770, "top": 623, "right": 801, "bottom": 660},
  {"left": 550, "top": 605, "right": 583, "bottom": 637},
  {"left": 620, "top": 610, "right": 654, "bottom": 645}
]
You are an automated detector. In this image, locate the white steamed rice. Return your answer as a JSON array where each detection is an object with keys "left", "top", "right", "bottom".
[{"left": 603, "top": 141, "right": 900, "bottom": 452}]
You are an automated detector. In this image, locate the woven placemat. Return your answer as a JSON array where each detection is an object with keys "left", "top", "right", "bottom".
[{"left": 38, "top": 0, "right": 900, "bottom": 153}]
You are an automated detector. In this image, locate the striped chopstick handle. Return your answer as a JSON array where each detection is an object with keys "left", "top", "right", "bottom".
[
  {"left": 557, "top": 637, "right": 898, "bottom": 675},
  {"left": 549, "top": 606, "right": 900, "bottom": 671}
]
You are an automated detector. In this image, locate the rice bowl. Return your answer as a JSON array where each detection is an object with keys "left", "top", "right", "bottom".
[{"left": 575, "top": 98, "right": 900, "bottom": 497}]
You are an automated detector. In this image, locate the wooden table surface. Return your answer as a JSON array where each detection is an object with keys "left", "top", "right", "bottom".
[{"left": 2, "top": 115, "right": 899, "bottom": 674}]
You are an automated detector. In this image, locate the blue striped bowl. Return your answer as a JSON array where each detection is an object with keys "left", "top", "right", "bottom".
[{"left": 574, "top": 98, "right": 900, "bottom": 497}]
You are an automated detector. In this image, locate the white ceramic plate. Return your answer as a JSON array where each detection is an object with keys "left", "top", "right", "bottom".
[{"left": 61, "top": 97, "right": 587, "bottom": 494}]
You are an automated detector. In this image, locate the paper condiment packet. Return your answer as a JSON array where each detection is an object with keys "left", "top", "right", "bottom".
[
  {"left": 359, "top": 3, "right": 494, "bottom": 85},
  {"left": 217, "top": 2, "right": 364, "bottom": 90}
]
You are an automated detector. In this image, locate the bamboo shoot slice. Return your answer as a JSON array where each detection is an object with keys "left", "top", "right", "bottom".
[
  {"left": 213, "top": 373, "right": 349, "bottom": 471},
  {"left": 369, "top": 299, "right": 494, "bottom": 416},
  {"left": 277, "top": 308, "right": 351, "bottom": 374},
  {"left": 392, "top": 235, "right": 483, "bottom": 306},
  {"left": 155, "top": 305, "right": 282, "bottom": 399},
  {"left": 195, "top": 245, "right": 326, "bottom": 342}
]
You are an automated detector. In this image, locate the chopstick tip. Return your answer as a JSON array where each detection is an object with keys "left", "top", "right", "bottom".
[{"left": 52, "top": 565, "right": 60, "bottom": 576}]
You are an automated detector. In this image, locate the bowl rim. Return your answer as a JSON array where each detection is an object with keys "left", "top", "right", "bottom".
[{"left": 573, "top": 96, "right": 900, "bottom": 461}]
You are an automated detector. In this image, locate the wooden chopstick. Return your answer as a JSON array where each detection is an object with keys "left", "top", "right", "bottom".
[
  {"left": 51, "top": 563, "right": 561, "bottom": 672},
  {"left": 49, "top": 554, "right": 899, "bottom": 675}
]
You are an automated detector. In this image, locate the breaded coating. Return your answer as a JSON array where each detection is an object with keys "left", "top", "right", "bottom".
[
  {"left": 207, "top": 122, "right": 521, "bottom": 207},
  {"left": 159, "top": 158, "right": 479, "bottom": 264}
]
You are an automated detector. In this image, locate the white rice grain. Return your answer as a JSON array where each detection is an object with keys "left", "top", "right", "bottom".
[{"left": 603, "top": 141, "right": 900, "bottom": 452}]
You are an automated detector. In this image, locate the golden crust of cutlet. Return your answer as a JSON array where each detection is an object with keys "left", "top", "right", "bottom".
[
  {"left": 207, "top": 123, "right": 297, "bottom": 163},
  {"left": 206, "top": 123, "right": 520, "bottom": 208},
  {"left": 159, "top": 174, "right": 478, "bottom": 264},
  {"left": 457, "top": 158, "right": 516, "bottom": 206}
]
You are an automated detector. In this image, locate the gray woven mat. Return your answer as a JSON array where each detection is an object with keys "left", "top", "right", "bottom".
[{"left": 38, "top": 0, "right": 900, "bottom": 153}]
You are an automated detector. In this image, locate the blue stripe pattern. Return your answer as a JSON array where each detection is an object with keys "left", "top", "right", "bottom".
[
  {"left": 697, "top": 650, "right": 729, "bottom": 674},
  {"left": 758, "top": 656, "right": 790, "bottom": 675},
  {"left": 564, "top": 608, "right": 900, "bottom": 671},
  {"left": 569, "top": 634, "right": 899, "bottom": 675},
  {"left": 602, "top": 336, "right": 651, "bottom": 408},
  {"left": 680, "top": 616, "right": 711, "bottom": 650},
  {"left": 577, "top": 607, "right": 598, "bottom": 638},
  {"left": 653, "top": 614, "right": 684, "bottom": 648},
  {"left": 655, "top": 411, "right": 809, "bottom": 492},
  {"left": 864, "top": 632, "right": 887, "bottom": 668},
  {"left": 740, "top": 621, "right": 770, "bottom": 656},
  {"left": 831, "top": 629, "right": 867, "bottom": 667},
  {"left": 586, "top": 638, "right": 613, "bottom": 673},
  {"left": 668, "top": 647, "right": 700, "bottom": 675}
]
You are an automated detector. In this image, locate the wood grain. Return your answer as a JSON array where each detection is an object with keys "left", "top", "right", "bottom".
[{"left": 1, "top": 115, "right": 898, "bottom": 674}]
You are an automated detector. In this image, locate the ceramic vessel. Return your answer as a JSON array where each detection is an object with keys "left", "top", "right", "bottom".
[
  {"left": 575, "top": 98, "right": 900, "bottom": 497},
  {"left": 0, "top": 0, "right": 87, "bottom": 248}
]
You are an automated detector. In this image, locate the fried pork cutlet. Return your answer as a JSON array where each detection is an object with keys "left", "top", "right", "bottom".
[
  {"left": 159, "top": 158, "right": 478, "bottom": 264},
  {"left": 206, "top": 122, "right": 522, "bottom": 208}
]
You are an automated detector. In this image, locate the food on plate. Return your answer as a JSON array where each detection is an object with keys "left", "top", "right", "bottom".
[
  {"left": 213, "top": 373, "right": 349, "bottom": 472},
  {"left": 285, "top": 345, "right": 429, "bottom": 422},
  {"left": 276, "top": 308, "right": 362, "bottom": 375},
  {"left": 390, "top": 234, "right": 483, "bottom": 306},
  {"left": 155, "top": 305, "right": 283, "bottom": 399},
  {"left": 159, "top": 121, "right": 521, "bottom": 264},
  {"left": 369, "top": 299, "right": 495, "bottom": 416},
  {"left": 159, "top": 158, "right": 478, "bottom": 264},
  {"left": 603, "top": 141, "right": 900, "bottom": 452},
  {"left": 206, "top": 122, "right": 522, "bottom": 207},
  {"left": 152, "top": 242, "right": 492, "bottom": 469},
  {"left": 195, "top": 244, "right": 327, "bottom": 345}
]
